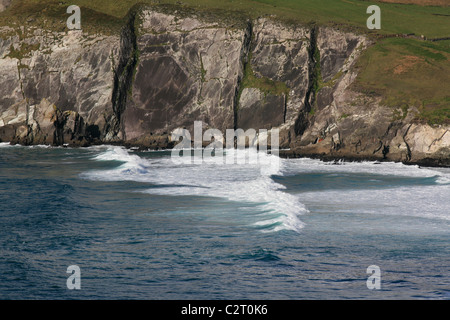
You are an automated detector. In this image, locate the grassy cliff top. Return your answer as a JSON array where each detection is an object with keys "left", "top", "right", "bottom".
[{"left": 0, "top": 0, "right": 449, "bottom": 37}]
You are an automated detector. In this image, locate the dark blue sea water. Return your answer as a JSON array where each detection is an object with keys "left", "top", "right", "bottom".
[{"left": 0, "top": 143, "right": 449, "bottom": 299}]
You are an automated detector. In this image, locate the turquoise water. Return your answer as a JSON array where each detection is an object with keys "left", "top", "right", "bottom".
[{"left": 0, "top": 143, "right": 449, "bottom": 299}]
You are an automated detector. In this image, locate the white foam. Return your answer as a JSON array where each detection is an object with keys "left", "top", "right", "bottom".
[
  {"left": 284, "top": 158, "right": 450, "bottom": 222},
  {"left": 299, "top": 184, "right": 450, "bottom": 222},
  {"left": 436, "top": 176, "right": 450, "bottom": 185},
  {"left": 0, "top": 142, "right": 12, "bottom": 148},
  {"left": 81, "top": 147, "right": 450, "bottom": 230},
  {"left": 82, "top": 146, "right": 307, "bottom": 233},
  {"left": 283, "top": 157, "right": 450, "bottom": 182},
  {"left": 0, "top": 142, "right": 71, "bottom": 149},
  {"left": 29, "top": 144, "right": 53, "bottom": 149}
]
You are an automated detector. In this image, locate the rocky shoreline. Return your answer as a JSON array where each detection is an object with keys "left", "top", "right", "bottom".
[
  {"left": 278, "top": 149, "right": 450, "bottom": 168},
  {"left": 3, "top": 139, "right": 449, "bottom": 169}
]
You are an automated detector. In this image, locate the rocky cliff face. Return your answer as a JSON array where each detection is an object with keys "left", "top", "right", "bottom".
[
  {"left": 0, "top": 26, "right": 119, "bottom": 146},
  {"left": 287, "top": 27, "right": 450, "bottom": 167},
  {"left": 0, "top": 4, "right": 448, "bottom": 166},
  {"left": 0, "top": 0, "right": 11, "bottom": 13},
  {"left": 117, "top": 9, "right": 250, "bottom": 147}
]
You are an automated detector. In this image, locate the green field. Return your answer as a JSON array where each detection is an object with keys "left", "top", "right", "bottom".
[
  {"left": 354, "top": 37, "right": 450, "bottom": 124},
  {"left": 2, "top": 0, "right": 449, "bottom": 37},
  {"left": 1, "top": 0, "right": 449, "bottom": 124}
]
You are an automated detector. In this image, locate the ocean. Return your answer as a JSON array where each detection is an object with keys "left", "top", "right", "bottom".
[{"left": 0, "top": 142, "right": 449, "bottom": 299}]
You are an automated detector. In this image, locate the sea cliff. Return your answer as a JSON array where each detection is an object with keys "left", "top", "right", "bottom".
[{"left": 0, "top": 3, "right": 448, "bottom": 166}]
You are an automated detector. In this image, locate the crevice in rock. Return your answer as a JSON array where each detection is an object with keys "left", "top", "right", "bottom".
[
  {"left": 25, "top": 105, "right": 36, "bottom": 145},
  {"left": 403, "top": 124, "right": 413, "bottom": 161},
  {"left": 233, "top": 20, "right": 253, "bottom": 131},
  {"left": 16, "top": 58, "right": 34, "bottom": 145},
  {"left": 53, "top": 109, "right": 68, "bottom": 146},
  {"left": 373, "top": 140, "right": 383, "bottom": 154},
  {"left": 428, "top": 130, "right": 448, "bottom": 152},
  {"left": 107, "top": 8, "right": 139, "bottom": 141},
  {"left": 294, "top": 24, "right": 319, "bottom": 136},
  {"left": 382, "top": 144, "right": 390, "bottom": 159}
]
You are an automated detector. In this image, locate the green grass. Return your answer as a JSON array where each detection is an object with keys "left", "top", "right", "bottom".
[
  {"left": 418, "top": 97, "right": 450, "bottom": 124},
  {"left": 1, "top": 0, "right": 450, "bottom": 37},
  {"left": 240, "top": 51, "right": 290, "bottom": 99},
  {"left": 6, "top": 42, "right": 40, "bottom": 60},
  {"left": 90, "top": 0, "right": 450, "bottom": 38},
  {"left": 0, "top": 0, "right": 125, "bottom": 35},
  {"left": 353, "top": 37, "right": 450, "bottom": 124}
]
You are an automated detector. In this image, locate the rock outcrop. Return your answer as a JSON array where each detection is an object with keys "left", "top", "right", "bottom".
[
  {"left": 0, "top": 26, "right": 119, "bottom": 146},
  {"left": 116, "top": 8, "right": 250, "bottom": 148},
  {"left": 0, "top": 0, "right": 11, "bottom": 13},
  {"left": 0, "top": 3, "right": 448, "bottom": 166},
  {"left": 286, "top": 27, "right": 450, "bottom": 167}
]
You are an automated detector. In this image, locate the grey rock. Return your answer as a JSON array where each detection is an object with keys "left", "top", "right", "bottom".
[
  {"left": 119, "top": 9, "right": 248, "bottom": 147},
  {"left": 0, "top": 5, "right": 448, "bottom": 166},
  {"left": 0, "top": 26, "right": 120, "bottom": 146},
  {"left": 0, "top": 0, "right": 11, "bottom": 12}
]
